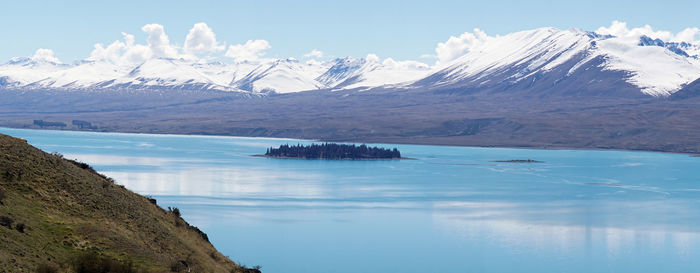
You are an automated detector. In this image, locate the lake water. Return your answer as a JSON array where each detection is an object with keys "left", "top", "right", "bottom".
[{"left": 2, "top": 127, "right": 699, "bottom": 273}]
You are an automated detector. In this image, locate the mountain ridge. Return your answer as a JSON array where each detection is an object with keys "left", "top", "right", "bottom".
[{"left": 1, "top": 27, "right": 698, "bottom": 97}]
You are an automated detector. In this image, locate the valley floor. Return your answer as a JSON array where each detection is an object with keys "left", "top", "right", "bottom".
[{"left": 1, "top": 88, "right": 699, "bottom": 155}]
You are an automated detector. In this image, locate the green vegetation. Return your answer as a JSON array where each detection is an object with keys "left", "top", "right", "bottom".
[
  {"left": 265, "top": 143, "right": 401, "bottom": 160},
  {"left": 0, "top": 133, "right": 261, "bottom": 272}
]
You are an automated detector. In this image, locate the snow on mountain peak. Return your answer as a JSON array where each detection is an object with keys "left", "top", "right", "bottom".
[
  {"left": 423, "top": 26, "right": 700, "bottom": 96},
  {"left": 2, "top": 23, "right": 699, "bottom": 96}
]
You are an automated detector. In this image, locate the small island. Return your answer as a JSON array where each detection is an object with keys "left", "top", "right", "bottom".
[
  {"left": 260, "top": 143, "right": 404, "bottom": 160},
  {"left": 492, "top": 159, "right": 544, "bottom": 163}
]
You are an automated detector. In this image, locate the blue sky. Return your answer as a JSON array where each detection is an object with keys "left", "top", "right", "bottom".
[{"left": 2, "top": 0, "right": 699, "bottom": 63}]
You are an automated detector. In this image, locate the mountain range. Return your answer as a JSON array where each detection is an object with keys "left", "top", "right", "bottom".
[{"left": 2, "top": 27, "right": 698, "bottom": 97}]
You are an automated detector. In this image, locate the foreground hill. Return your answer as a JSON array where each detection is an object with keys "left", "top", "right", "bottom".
[{"left": 0, "top": 134, "right": 259, "bottom": 272}]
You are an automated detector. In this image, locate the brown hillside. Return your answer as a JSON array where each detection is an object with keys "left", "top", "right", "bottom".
[{"left": 0, "top": 133, "right": 260, "bottom": 273}]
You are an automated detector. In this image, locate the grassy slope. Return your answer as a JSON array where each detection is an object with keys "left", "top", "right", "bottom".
[{"left": 0, "top": 133, "right": 258, "bottom": 272}]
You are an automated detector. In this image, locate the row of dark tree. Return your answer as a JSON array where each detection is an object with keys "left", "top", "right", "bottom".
[
  {"left": 72, "top": 120, "right": 97, "bottom": 130},
  {"left": 32, "top": 119, "right": 98, "bottom": 130},
  {"left": 265, "top": 143, "right": 401, "bottom": 159},
  {"left": 33, "top": 120, "right": 67, "bottom": 128}
]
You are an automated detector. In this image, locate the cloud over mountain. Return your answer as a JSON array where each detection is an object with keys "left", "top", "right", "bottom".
[
  {"left": 224, "top": 40, "right": 271, "bottom": 62},
  {"left": 596, "top": 20, "right": 700, "bottom": 44},
  {"left": 31, "top": 48, "right": 61, "bottom": 63},
  {"left": 184, "top": 23, "right": 225, "bottom": 54},
  {"left": 303, "top": 49, "right": 324, "bottom": 59},
  {"left": 434, "top": 28, "right": 491, "bottom": 65},
  {"left": 2, "top": 20, "right": 699, "bottom": 96}
]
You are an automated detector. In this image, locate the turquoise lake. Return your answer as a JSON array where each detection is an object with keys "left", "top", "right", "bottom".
[{"left": 2, "top": 127, "right": 699, "bottom": 273}]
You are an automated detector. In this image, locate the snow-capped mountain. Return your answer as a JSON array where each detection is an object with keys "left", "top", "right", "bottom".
[
  {"left": 318, "top": 56, "right": 432, "bottom": 90},
  {"left": 0, "top": 57, "right": 70, "bottom": 88},
  {"left": 315, "top": 57, "right": 367, "bottom": 87},
  {"left": 2, "top": 26, "right": 699, "bottom": 97},
  {"left": 413, "top": 28, "right": 700, "bottom": 97},
  {"left": 0, "top": 55, "right": 433, "bottom": 94},
  {"left": 232, "top": 58, "right": 326, "bottom": 93},
  {"left": 107, "top": 58, "right": 239, "bottom": 91}
]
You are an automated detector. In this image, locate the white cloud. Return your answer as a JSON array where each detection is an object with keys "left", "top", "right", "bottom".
[
  {"left": 303, "top": 49, "right": 323, "bottom": 59},
  {"left": 675, "top": 28, "right": 700, "bottom": 44},
  {"left": 184, "top": 23, "right": 224, "bottom": 54},
  {"left": 382, "top": 58, "right": 430, "bottom": 70},
  {"left": 435, "top": 28, "right": 491, "bottom": 65},
  {"left": 365, "top": 53, "right": 380, "bottom": 63},
  {"left": 141, "top": 23, "right": 178, "bottom": 58},
  {"left": 224, "top": 40, "right": 271, "bottom": 62},
  {"left": 88, "top": 32, "right": 152, "bottom": 64},
  {"left": 596, "top": 20, "right": 700, "bottom": 44},
  {"left": 88, "top": 24, "right": 185, "bottom": 65},
  {"left": 31, "top": 48, "right": 61, "bottom": 63},
  {"left": 420, "top": 54, "right": 436, "bottom": 59},
  {"left": 89, "top": 39, "right": 126, "bottom": 63}
]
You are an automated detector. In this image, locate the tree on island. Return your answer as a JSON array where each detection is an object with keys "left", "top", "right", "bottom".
[{"left": 265, "top": 143, "right": 401, "bottom": 159}]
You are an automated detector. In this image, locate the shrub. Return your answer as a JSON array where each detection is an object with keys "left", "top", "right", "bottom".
[
  {"left": 168, "top": 207, "right": 181, "bottom": 218},
  {"left": 0, "top": 187, "right": 5, "bottom": 204},
  {"left": 73, "top": 251, "right": 136, "bottom": 273},
  {"left": 16, "top": 222, "right": 25, "bottom": 233},
  {"left": 66, "top": 158, "right": 94, "bottom": 171},
  {"left": 0, "top": 215, "right": 14, "bottom": 228},
  {"left": 170, "top": 260, "right": 188, "bottom": 272},
  {"left": 37, "top": 263, "right": 58, "bottom": 273},
  {"left": 190, "top": 225, "right": 209, "bottom": 242},
  {"left": 231, "top": 265, "right": 262, "bottom": 273}
]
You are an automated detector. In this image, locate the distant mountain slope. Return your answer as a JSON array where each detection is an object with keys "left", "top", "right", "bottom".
[
  {"left": 0, "top": 134, "right": 259, "bottom": 273},
  {"left": 232, "top": 58, "right": 326, "bottom": 93},
  {"left": 413, "top": 28, "right": 700, "bottom": 97},
  {"left": 326, "top": 57, "right": 432, "bottom": 90},
  {"left": 670, "top": 77, "right": 700, "bottom": 99}
]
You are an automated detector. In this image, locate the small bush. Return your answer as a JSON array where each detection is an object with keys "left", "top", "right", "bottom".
[
  {"left": 0, "top": 215, "right": 14, "bottom": 228},
  {"left": 16, "top": 222, "right": 25, "bottom": 233},
  {"left": 170, "top": 260, "right": 188, "bottom": 272},
  {"left": 37, "top": 263, "right": 58, "bottom": 273},
  {"left": 168, "top": 207, "right": 181, "bottom": 218},
  {"left": 190, "top": 225, "right": 209, "bottom": 242},
  {"left": 66, "top": 158, "right": 94, "bottom": 171},
  {"left": 0, "top": 187, "right": 5, "bottom": 204},
  {"left": 146, "top": 196, "right": 157, "bottom": 205},
  {"left": 73, "top": 251, "right": 136, "bottom": 273},
  {"left": 231, "top": 265, "right": 262, "bottom": 273}
]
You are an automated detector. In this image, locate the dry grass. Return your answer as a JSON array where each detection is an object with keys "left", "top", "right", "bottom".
[{"left": 0, "top": 133, "right": 258, "bottom": 272}]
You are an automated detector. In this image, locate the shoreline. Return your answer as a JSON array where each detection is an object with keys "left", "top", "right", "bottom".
[{"left": 1, "top": 126, "right": 699, "bottom": 157}]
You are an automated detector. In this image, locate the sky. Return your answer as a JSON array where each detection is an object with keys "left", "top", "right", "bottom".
[{"left": 1, "top": 0, "right": 699, "bottom": 64}]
